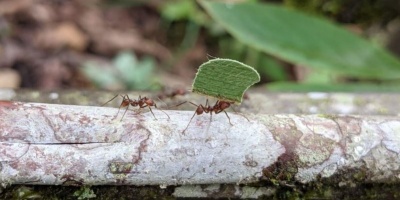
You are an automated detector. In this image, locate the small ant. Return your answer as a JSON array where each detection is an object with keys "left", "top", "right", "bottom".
[
  {"left": 177, "top": 99, "right": 250, "bottom": 133},
  {"left": 102, "top": 94, "right": 170, "bottom": 121},
  {"left": 157, "top": 88, "right": 187, "bottom": 100}
]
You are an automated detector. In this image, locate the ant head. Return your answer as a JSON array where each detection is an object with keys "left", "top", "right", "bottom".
[
  {"left": 120, "top": 95, "right": 131, "bottom": 106},
  {"left": 218, "top": 101, "right": 231, "bottom": 110}
]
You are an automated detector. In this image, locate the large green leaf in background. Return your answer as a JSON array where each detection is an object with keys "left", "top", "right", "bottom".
[
  {"left": 267, "top": 82, "right": 400, "bottom": 92},
  {"left": 200, "top": 1, "right": 400, "bottom": 80}
]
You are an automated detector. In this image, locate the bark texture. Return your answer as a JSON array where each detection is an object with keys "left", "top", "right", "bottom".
[
  {"left": 1, "top": 100, "right": 400, "bottom": 187},
  {"left": 1, "top": 89, "right": 400, "bottom": 199}
]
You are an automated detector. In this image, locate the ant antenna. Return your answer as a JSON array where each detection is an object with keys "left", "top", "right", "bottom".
[
  {"left": 120, "top": 94, "right": 131, "bottom": 121},
  {"left": 101, "top": 94, "right": 119, "bottom": 107},
  {"left": 101, "top": 94, "right": 131, "bottom": 121},
  {"left": 157, "top": 97, "right": 169, "bottom": 108},
  {"left": 230, "top": 106, "right": 250, "bottom": 122},
  {"left": 206, "top": 53, "right": 218, "bottom": 60},
  {"left": 153, "top": 97, "right": 172, "bottom": 119},
  {"left": 141, "top": 96, "right": 171, "bottom": 120},
  {"left": 153, "top": 104, "right": 171, "bottom": 120},
  {"left": 182, "top": 101, "right": 200, "bottom": 134},
  {"left": 222, "top": 110, "right": 232, "bottom": 125},
  {"left": 167, "top": 101, "right": 188, "bottom": 109}
]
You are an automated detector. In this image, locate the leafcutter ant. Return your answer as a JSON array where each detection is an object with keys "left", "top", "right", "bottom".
[
  {"left": 102, "top": 94, "right": 170, "bottom": 121},
  {"left": 157, "top": 88, "right": 187, "bottom": 100},
  {"left": 177, "top": 99, "right": 250, "bottom": 133}
]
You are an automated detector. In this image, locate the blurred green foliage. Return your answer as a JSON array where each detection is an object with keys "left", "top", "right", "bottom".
[
  {"left": 159, "top": 1, "right": 208, "bottom": 51},
  {"left": 161, "top": 0, "right": 207, "bottom": 25},
  {"left": 219, "top": 39, "right": 288, "bottom": 82},
  {"left": 159, "top": 0, "right": 286, "bottom": 83},
  {"left": 96, "top": 0, "right": 400, "bottom": 92},
  {"left": 284, "top": 0, "right": 400, "bottom": 25},
  {"left": 267, "top": 82, "right": 400, "bottom": 92},
  {"left": 82, "top": 51, "right": 159, "bottom": 90},
  {"left": 200, "top": 0, "right": 400, "bottom": 91}
]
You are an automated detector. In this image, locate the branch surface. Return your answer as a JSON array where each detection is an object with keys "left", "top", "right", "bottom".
[{"left": 1, "top": 101, "right": 400, "bottom": 186}]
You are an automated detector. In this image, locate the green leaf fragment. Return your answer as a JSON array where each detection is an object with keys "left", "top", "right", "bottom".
[{"left": 192, "top": 58, "right": 260, "bottom": 103}]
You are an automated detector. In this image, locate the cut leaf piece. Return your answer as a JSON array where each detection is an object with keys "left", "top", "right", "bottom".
[{"left": 192, "top": 58, "right": 260, "bottom": 103}]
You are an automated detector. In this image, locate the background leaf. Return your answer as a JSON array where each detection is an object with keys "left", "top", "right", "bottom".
[
  {"left": 267, "top": 82, "right": 400, "bottom": 92},
  {"left": 113, "top": 51, "right": 157, "bottom": 90},
  {"left": 114, "top": 51, "right": 138, "bottom": 85},
  {"left": 200, "top": 1, "right": 400, "bottom": 80},
  {"left": 81, "top": 62, "right": 120, "bottom": 89}
]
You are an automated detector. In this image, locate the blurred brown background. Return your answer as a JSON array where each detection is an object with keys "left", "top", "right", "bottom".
[{"left": 0, "top": 0, "right": 399, "bottom": 91}]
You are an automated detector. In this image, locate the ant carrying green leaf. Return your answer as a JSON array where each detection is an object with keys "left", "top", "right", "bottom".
[{"left": 174, "top": 99, "right": 250, "bottom": 134}]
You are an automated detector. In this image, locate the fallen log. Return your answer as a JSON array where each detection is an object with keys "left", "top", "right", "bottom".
[{"left": 1, "top": 101, "right": 400, "bottom": 187}]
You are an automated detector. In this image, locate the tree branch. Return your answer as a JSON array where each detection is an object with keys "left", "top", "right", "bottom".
[{"left": 1, "top": 101, "right": 400, "bottom": 186}]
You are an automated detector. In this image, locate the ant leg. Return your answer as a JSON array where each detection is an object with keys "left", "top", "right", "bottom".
[
  {"left": 116, "top": 94, "right": 131, "bottom": 116},
  {"left": 184, "top": 99, "right": 206, "bottom": 111},
  {"left": 137, "top": 104, "right": 168, "bottom": 120},
  {"left": 157, "top": 97, "right": 168, "bottom": 108},
  {"left": 120, "top": 105, "right": 130, "bottom": 121},
  {"left": 188, "top": 101, "right": 199, "bottom": 107},
  {"left": 187, "top": 101, "right": 210, "bottom": 114},
  {"left": 153, "top": 103, "right": 170, "bottom": 119},
  {"left": 205, "top": 112, "right": 212, "bottom": 136},
  {"left": 136, "top": 105, "right": 144, "bottom": 113},
  {"left": 230, "top": 106, "right": 250, "bottom": 122},
  {"left": 168, "top": 101, "right": 187, "bottom": 109},
  {"left": 135, "top": 104, "right": 146, "bottom": 115},
  {"left": 215, "top": 109, "right": 233, "bottom": 125},
  {"left": 223, "top": 110, "right": 233, "bottom": 126},
  {"left": 147, "top": 106, "right": 157, "bottom": 120},
  {"left": 182, "top": 111, "right": 197, "bottom": 134}
]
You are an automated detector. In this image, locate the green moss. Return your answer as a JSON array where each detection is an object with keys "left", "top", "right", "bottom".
[
  {"left": 1, "top": 185, "right": 177, "bottom": 200},
  {"left": 12, "top": 186, "right": 42, "bottom": 200},
  {"left": 108, "top": 162, "right": 134, "bottom": 174},
  {"left": 353, "top": 170, "right": 367, "bottom": 182},
  {"left": 73, "top": 186, "right": 96, "bottom": 199},
  {"left": 317, "top": 114, "right": 337, "bottom": 120},
  {"left": 1, "top": 183, "right": 400, "bottom": 199},
  {"left": 296, "top": 134, "right": 336, "bottom": 167},
  {"left": 263, "top": 153, "right": 299, "bottom": 184},
  {"left": 353, "top": 97, "right": 366, "bottom": 107}
]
